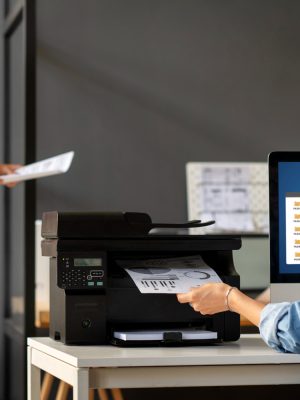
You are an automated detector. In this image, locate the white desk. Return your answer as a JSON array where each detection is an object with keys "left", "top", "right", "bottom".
[{"left": 27, "top": 334, "right": 300, "bottom": 400}]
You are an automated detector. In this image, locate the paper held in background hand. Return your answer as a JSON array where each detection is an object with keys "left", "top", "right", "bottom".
[
  {"left": 118, "top": 255, "right": 222, "bottom": 294},
  {"left": 0, "top": 151, "right": 74, "bottom": 183}
]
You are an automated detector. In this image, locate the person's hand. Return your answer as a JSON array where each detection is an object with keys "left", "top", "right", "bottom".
[
  {"left": 0, "top": 164, "right": 22, "bottom": 188},
  {"left": 177, "top": 283, "right": 232, "bottom": 315}
]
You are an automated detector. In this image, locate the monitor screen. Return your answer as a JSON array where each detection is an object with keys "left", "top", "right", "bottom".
[{"left": 269, "top": 153, "right": 300, "bottom": 282}]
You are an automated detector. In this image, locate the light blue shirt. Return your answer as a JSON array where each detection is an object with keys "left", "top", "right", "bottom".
[{"left": 259, "top": 301, "right": 300, "bottom": 353}]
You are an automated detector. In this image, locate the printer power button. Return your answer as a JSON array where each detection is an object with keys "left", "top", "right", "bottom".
[{"left": 81, "top": 319, "right": 92, "bottom": 329}]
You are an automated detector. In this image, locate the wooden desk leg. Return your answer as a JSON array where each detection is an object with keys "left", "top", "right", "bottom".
[
  {"left": 89, "top": 389, "right": 94, "bottom": 400},
  {"left": 41, "top": 373, "right": 54, "bottom": 400},
  {"left": 111, "top": 388, "right": 124, "bottom": 400},
  {"left": 97, "top": 388, "right": 123, "bottom": 400},
  {"left": 97, "top": 389, "right": 109, "bottom": 400},
  {"left": 56, "top": 381, "right": 71, "bottom": 400},
  {"left": 27, "top": 347, "right": 41, "bottom": 400}
]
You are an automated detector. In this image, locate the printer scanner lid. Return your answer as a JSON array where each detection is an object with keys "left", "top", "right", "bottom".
[{"left": 41, "top": 211, "right": 215, "bottom": 239}]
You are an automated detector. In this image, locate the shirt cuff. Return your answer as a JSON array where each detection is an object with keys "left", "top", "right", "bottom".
[{"left": 259, "top": 302, "right": 290, "bottom": 352}]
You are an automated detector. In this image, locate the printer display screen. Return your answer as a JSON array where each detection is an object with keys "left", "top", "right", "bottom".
[
  {"left": 74, "top": 258, "right": 102, "bottom": 267},
  {"left": 278, "top": 161, "right": 300, "bottom": 274}
]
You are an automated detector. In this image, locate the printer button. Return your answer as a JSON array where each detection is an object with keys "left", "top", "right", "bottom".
[
  {"left": 87, "top": 276, "right": 92, "bottom": 280},
  {"left": 81, "top": 319, "right": 91, "bottom": 328},
  {"left": 88, "top": 281, "right": 95, "bottom": 287}
]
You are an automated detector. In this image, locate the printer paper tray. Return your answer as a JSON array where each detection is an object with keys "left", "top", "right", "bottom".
[{"left": 111, "top": 329, "right": 221, "bottom": 347}]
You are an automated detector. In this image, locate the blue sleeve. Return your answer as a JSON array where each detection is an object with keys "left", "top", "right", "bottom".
[{"left": 259, "top": 301, "right": 300, "bottom": 353}]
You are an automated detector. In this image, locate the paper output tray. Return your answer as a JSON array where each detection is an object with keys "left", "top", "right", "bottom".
[{"left": 111, "top": 329, "right": 220, "bottom": 347}]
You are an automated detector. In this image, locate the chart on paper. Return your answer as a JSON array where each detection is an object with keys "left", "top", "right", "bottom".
[
  {"left": 0, "top": 151, "right": 74, "bottom": 183},
  {"left": 118, "top": 255, "right": 222, "bottom": 294}
]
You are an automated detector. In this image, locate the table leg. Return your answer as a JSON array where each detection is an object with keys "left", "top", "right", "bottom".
[
  {"left": 56, "top": 381, "right": 71, "bottom": 400},
  {"left": 41, "top": 373, "right": 55, "bottom": 400},
  {"left": 112, "top": 388, "right": 124, "bottom": 400},
  {"left": 97, "top": 389, "right": 109, "bottom": 400},
  {"left": 27, "top": 347, "right": 41, "bottom": 400},
  {"left": 89, "top": 389, "right": 95, "bottom": 400},
  {"left": 73, "top": 368, "right": 89, "bottom": 400}
]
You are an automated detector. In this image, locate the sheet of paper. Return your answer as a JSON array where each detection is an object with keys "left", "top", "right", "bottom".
[
  {"left": 118, "top": 255, "right": 222, "bottom": 294},
  {"left": 186, "top": 162, "right": 269, "bottom": 234},
  {"left": 201, "top": 212, "right": 254, "bottom": 232},
  {"left": 201, "top": 166, "right": 251, "bottom": 230},
  {"left": 0, "top": 151, "right": 74, "bottom": 183}
]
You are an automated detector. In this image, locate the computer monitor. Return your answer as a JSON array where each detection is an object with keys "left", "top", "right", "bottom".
[{"left": 269, "top": 152, "right": 300, "bottom": 302}]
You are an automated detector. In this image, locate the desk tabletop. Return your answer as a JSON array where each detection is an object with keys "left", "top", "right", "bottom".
[{"left": 27, "top": 334, "right": 300, "bottom": 368}]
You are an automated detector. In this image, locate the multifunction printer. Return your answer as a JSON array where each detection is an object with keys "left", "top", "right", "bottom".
[{"left": 41, "top": 211, "right": 241, "bottom": 346}]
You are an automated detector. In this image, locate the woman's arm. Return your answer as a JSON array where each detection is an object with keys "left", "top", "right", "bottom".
[
  {"left": 176, "top": 283, "right": 266, "bottom": 326},
  {"left": 177, "top": 283, "right": 300, "bottom": 353}
]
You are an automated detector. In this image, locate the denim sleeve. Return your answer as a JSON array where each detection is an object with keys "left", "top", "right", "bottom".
[{"left": 259, "top": 301, "right": 300, "bottom": 353}]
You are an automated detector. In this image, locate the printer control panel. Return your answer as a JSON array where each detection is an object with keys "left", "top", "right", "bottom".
[{"left": 57, "top": 255, "right": 106, "bottom": 290}]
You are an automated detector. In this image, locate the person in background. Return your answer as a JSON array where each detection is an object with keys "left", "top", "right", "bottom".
[
  {"left": 177, "top": 283, "right": 300, "bottom": 354},
  {"left": 0, "top": 163, "right": 21, "bottom": 188}
]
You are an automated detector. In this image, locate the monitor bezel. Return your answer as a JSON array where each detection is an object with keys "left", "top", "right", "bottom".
[{"left": 269, "top": 151, "right": 300, "bottom": 283}]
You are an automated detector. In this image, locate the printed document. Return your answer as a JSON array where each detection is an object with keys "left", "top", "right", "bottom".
[
  {"left": 118, "top": 255, "right": 221, "bottom": 294},
  {"left": 186, "top": 162, "right": 269, "bottom": 234},
  {"left": 0, "top": 151, "right": 74, "bottom": 183}
]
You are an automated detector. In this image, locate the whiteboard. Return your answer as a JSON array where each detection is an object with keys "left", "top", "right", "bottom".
[{"left": 186, "top": 162, "right": 269, "bottom": 234}]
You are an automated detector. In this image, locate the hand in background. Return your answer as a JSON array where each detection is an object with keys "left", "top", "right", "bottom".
[{"left": 0, "top": 164, "right": 22, "bottom": 188}]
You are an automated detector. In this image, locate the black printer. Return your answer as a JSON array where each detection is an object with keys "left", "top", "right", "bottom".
[{"left": 41, "top": 211, "right": 241, "bottom": 346}]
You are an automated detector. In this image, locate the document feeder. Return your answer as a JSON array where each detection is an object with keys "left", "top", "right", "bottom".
[{"left": 42, "top": 211, "right": 241, "bottom": 346}]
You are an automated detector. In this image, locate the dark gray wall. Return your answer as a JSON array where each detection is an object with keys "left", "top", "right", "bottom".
[
  {"left": 36, "top": 0, "right": 300, "bottom": 221},
  {"left": 0, "top": 6, "right": 4, "bottom": 399}
]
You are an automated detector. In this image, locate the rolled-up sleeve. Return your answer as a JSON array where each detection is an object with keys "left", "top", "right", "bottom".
[{"left": 259, "top": 301, "right": 300, "bottom": 353}]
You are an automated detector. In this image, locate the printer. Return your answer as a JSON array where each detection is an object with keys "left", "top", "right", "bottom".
[{"left": 41, "top": 211, "right": 241, "bottom": 346}]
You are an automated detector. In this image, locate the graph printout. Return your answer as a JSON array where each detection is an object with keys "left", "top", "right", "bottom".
[
  {"left": 0, "top": 151, "right": 74, "bottom": 183},
  {"left": 118, "top": 256, "right": 222, "bottom": 294},
  {"left": 286, "top": 193, "right": 300, "bottom": 264}
]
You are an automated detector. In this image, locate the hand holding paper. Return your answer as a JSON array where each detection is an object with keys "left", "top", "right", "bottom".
[
  {"left": 0, "top": 151, "right": 74, "bottom": 184},
  {"left": 0, "top": 164, "right": 22, "bottom": 187}
]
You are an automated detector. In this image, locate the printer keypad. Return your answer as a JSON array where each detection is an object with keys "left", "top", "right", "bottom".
[
  {"left": 60, "top": 268, "right": 103, "bottom": 289},
  {"left": 61, "top": 270, "right": 87, "bottom": 288}
]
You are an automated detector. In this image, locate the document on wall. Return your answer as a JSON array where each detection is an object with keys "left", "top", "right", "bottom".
[
  {"left": 0, "top": 151, "right": 74, "bottom": 183},
  {"left": 186, "top": 162, "right": 269, "bottom": 234},
  {"left": 117, "top": 255, "right": 222, "bottom": 294}
]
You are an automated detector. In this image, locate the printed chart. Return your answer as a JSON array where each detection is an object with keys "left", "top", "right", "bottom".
[{"left": 118, "top": 256, "right": 221, "bottom": 294}]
